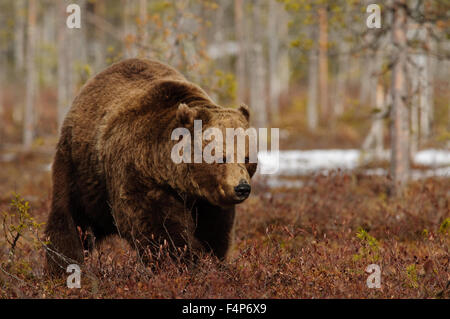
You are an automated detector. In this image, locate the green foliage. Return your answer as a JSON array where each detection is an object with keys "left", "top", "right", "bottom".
[
  {"left": 406, "top": 264, "right": 418, "bottom": 289},
  {"left": 211, "top": 70, "right": 236, "bottom": 105},
  {"left": 439, "top": 218, "right": 450, "bottom": 235},
  {"left": 1, "top": 193, "right": 44, "bottom": 259},
  {"left": 353, "top": 227, "right": 380, "bottom": 262},
  {"left": 74, "top": 63, "right": 93, "bottom": 87}
]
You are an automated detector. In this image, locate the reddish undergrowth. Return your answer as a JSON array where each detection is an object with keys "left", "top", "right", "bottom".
[{"left": 0, "top": 153, "right": 448, "bottom": 298}]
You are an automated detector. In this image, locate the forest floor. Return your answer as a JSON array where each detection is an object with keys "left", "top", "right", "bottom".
[
  {"left": 0, "top": 85, "right": 449, "bottom": 298},
  {"left": 0, "top": 146, "right": 449, "bottom": 298}
]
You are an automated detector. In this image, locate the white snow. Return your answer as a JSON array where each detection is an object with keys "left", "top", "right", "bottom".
[
  {"left": 257, "top": 149, "right": 450, "bottom": 178},
  {"left": 414, "top": 149, "right": 450, "bottom": 166}
]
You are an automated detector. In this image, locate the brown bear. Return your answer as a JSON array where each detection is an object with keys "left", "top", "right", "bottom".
[{"left": 45, "top": 58, "right": 257, "bottom": 275}]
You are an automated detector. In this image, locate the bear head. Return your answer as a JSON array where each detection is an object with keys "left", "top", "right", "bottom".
[{"left": 171, "top": 103, "right": 257, "bottom": 207}]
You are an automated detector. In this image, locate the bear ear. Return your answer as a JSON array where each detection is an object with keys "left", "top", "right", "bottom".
[
  {"left": 238, "top": 103, "right": 250, "bottom": 121},
  {"left": 176, "top": 103, "right": 197, "bottom": 125}
]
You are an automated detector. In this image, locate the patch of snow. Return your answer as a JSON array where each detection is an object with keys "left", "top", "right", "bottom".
[
  {"left": 414, "top": 149, "right": 450, "bottom": 166},
  {"left": 257, "top": 149, "right": 450, "bottom": 181}
]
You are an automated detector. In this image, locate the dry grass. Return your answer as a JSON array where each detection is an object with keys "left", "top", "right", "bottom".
[{"left": 0, "top": 151, "right": 448, "bottom": 299}]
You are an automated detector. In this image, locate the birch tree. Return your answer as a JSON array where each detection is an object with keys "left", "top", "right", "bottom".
[
  {"left": 123, "top": 0, "right": 137, "bottom": 58},
  {"left": 334, "top": 39, "right": 349, "bottom": 117},
  {"left": 0, "top": 47, "right": 4, "bottom": 144},
  {"left": 307, "top": 25, "right": 318, "bottom": 130},
  {"left": 362, "top": 79, "right": 386, "bottom": 161},
  {"left": 268, "top": 0, "right": 282, "bottom": 123},
  {"left": 137, "top": 0, "right": 148, "bottom": 58},
  {"left": 14, "top": 0, "right": 25, "bottom": 71},
  {"left": 317, "top": 5, "right": 329, "bottom": 124},
  {"left": 23, "top": 0, "right": 37, "bottom": 149},
  {"left": 234, "top": 0, "right": 247, "bottom": 104},
  {"left": 57, "top": 1, "right": 69, "bottom": 130},
  {"left": 249, "top": 1, "right": 267, "bottom": 128},
  {"left": 390, "top": 0, "right": 410, "bottom": 192}
]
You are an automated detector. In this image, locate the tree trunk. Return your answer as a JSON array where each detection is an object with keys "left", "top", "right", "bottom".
[
  {"left": 76, "top": 0, "right": 89, "bottom": 76},
  {"left": 374, "top": 81, "right": 385, "bottom": 158},
  {"left": 41, "top": 4, "right": 57, "bottom": 86},
  {"left": 419, "top": 52, "right": 431, "bottom": 141},
  {"left": 249, "top": 2, "right": 267, "bottom": 128},
  {"left": 91, "top": 1, "right": 106, "bottom": 71},
  {"left": 425, "top": 51, "right": 434, "bottom": 138},
  {"left": 138, "top": 0, "right": 147, "bottom": 58},
  {"left": 370, "top": 50, "right": 383, "bottom": 109},
  {"left": 14, "top": 0, "right": 26, "bottom": 71},
  {"left": 362, "top": 79, "right": 386, "bottom": 160},
  {"left": 234, "top": 0, "right": 246, "bottom": 104},
  {"left": 268, "top": 0, "right": 281, "bottom": 123},
  {"left": 410, "top": 68, "right": 419, "bottom": 157},
  {"left": 409, "top": 50, "right": 422, "bottom": 158},
  {"left": 318, "top": 6, "right": 330, "bottom": 124},
  {"left": 57, "top": 1, "right": 69, "bottom": 130},
  {"left": 23, "top": 0, "right": 37, "bottom": 149},
  {"left": 123, "top": 0, "right": 137, "bottom": 58},
  {"left": 334, "top": 40, "right": 349, "bottom": 116},
  {"left": 390, "top": 0, "right": 410, "bottom": 193},
  {"left": 0, "top": 47, "right": 4, "bottom": 145},
  {"left": 307, "top": 26, "right": 318, "bottom": 130}
]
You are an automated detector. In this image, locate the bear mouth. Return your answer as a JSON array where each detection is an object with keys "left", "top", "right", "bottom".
[{"left": 233, "top": 195, "right": 249, "bottom": 204}]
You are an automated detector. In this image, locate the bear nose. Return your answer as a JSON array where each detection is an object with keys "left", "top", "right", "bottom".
[{"left": 234, "top": 180, "right": 251, "bottom": 199}]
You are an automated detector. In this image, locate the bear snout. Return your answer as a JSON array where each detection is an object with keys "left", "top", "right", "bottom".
[{"left": 234, "top": 180, "right": 251, "bottom": 200}]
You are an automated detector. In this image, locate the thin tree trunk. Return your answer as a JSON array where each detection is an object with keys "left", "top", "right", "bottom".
[
  {"left": 374, "top": 81, "right": 385, "bottom": 158},
  {"left": 0, "top": 47, "right": 4, "bottom": 145},
  {"left": 420, "top": 53, "right": 431, "bottom": 140},
  {"left": 234, "top": 0, "right": 246, "bottom": 104},
  {"left": 334, "top": 40, "right": 349, "bottom": 116},
  {"left": 409, "top": 45, "right": 423, "bottom": 158},
  {"left": 410, "top": 67, "right": 419, "bottom": 157},
  {"left": 408, "top": 2, "right": 429, "bottom": 149},
  {"left": 92, "top": 1, "right": 106, "bottom": 71},
  {"left": 123, "top": 0, "right": 137, "bottom": 58},
  {"left": 249, "top": 2, "right": 267, "bottom": 128},
  {"left": 362, "top": 79, "right": 386, "bottom": 160},
  {"left": 390, "top": 0, "right": 410, "bottom": 193},
  {"left": 268, "top": 0, "right": 280, "bottom": 123},
  {"left": 359, "top": 0, "right": 375, "bottom": 107},
  {"left": 57, "top": 1, "right": 67, "bottom": 130},
  {"left": 23, "top": 0, "right": 37, "bottom": 149},
  {"left": 41, "top": 5, "right": 56, "bottom": 86},
  {"left": 76, "top": 0, "right": 88, "bottom": 76},
  {"left": 14, "top": 0, "right": 26, "bottom": 71},
  {"left": 278, "top": 48, "right": 290, "bottom": 100},
  {"left": 307, "top": 26, "right": 318, "bottom": 130},
  {"left": 425, "top": 51, "right": 434, "bottom": 136},
  {"left": 370, "top": 50, "right": 383, "bottom": 109},
  {"left": 138, "top": 0, "right": 147, "bottom": 58},
  {"left": 318, "top": 6, "right": 330, "bottom": 124}
]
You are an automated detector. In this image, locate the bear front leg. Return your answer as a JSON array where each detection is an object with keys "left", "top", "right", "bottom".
[
  {"left": 192, "top": 201, "right": 236, "bottom": 260},
  {"left": 112, "top": 192, "right": 205, "bottom": 265},
  {"left": 45, "top": 150, "right": 84, "bottom": 276}
]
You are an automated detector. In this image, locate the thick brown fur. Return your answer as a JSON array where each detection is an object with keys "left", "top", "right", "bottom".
[{"left": 45, "top": 59, "right": 257, "bottom": 275}]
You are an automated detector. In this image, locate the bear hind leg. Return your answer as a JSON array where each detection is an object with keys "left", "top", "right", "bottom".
[{"left": 45, "top": 150, "right": 84, "bottom": 276}]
